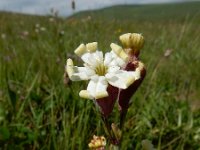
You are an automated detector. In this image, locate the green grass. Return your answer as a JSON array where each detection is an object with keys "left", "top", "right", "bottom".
[{"left": 0, "top": 1, "right": 200, "bottom": 149}]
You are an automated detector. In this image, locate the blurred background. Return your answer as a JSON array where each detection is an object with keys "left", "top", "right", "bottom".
[
  {"left": 0, "top": 0, "right": 200, "bottom": 149},
  {"left": 0, "top": 0, "right": 196, "bottom": 16}
]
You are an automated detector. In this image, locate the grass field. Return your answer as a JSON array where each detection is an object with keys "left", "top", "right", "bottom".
[{"left": 0, "top": 1, "right": 200, "bottom": 149}]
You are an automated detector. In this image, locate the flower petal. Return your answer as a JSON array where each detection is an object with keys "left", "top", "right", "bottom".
[
  {"left": 86, "top": 76, "right": 108, "bottom": 99},
  {"left": 106, "top": 70, "right": 139, "bottom": 89},
  {"left": 79, "top": 90, "right": 93, "bottom": 99},
  {"left": 135, "top": 62, "right": 144, "bottom": 80},
  {"left": 66, "top": 59, "right": 95, "bottom": 81},
  {"left": 86, "top": 42, "right": 98, "bottom": 53},
  {"left": 74, "top": 42, "right": 98, "bottom": 57},
  {"left": 74, "top": 44, "right": 87, "bottom": 57},
  {"left": 104, "top": 51, "right": 126, "bottom": 68},
  {"left": 111, "top": 51, "right": 127, "bottom": 68},
  {"left": 104, "top": 52, "right": 113, "bottom": 66},
  {"left": 110, "top": 43, "right": 129, "bottom": 62},
  {"left": 107, "top": 66, "right": 120, "bottom": 73},
  {"left": 81, "top": 51, "right": 103, "bottom": 68},
  {"left": 93, "top": 51, "right": 103, "bottom": 64}
]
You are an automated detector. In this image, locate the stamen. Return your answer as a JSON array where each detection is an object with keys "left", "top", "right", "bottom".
[{"left": 95, "top": 63, "right": 108, "bottom": 76}]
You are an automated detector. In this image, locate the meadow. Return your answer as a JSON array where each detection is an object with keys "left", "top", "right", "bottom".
[{"left": 0, "top": 1, "right": 200, "bottom": 149}]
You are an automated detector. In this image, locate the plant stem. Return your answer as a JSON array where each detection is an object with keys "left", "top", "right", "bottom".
[
  {"left": 101, "top": 116, "right": 115, "bottom": 142},
  {"left": 119, "top": 110, "right": 127, "bottom": 129}
]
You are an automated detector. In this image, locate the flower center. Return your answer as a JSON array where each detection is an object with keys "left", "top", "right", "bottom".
[{"left": 95, "top": 63, "right": 108, "bottom": 76}]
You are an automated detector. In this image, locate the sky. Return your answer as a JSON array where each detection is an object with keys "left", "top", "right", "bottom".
[{"left": 0, "top": 0, "right": 189, "bottom": 17}]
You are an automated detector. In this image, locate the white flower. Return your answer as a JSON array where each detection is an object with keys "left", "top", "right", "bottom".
[{"left": 66, "top": 42, "right": 141, "bottom": 100}]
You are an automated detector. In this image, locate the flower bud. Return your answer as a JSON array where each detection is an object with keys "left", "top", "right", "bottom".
[
  {"left": 88, "top": 135, "right": 106, "bottom": 150},
  {"left": 119, "top": 33, "right": 144, "bottom": 56},
  {"left": 119, "top": 33, "right": 132, "bottom": 48},
  {"left": 111, "top": 123, "right": 122, "bottom": 141}
]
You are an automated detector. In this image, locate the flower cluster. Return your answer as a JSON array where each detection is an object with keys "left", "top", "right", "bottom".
[
  {"left": 65, "top": 33, "right": 146, "bottom": 117},
  {"left": 88, "top": 135, "right": 106, "bottom": 150}
]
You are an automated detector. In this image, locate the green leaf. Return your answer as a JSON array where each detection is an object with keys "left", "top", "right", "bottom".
[
  {"left": 5, "top": 71, "right": 17, "bottom": 109},
  {"left": 7, "top": 85, "right": 17, "bottom": 109},
  {"left": 0, "top": 126, "right": 10, "bottom": 140},
  {"left": 30, "top": 91, "right": 41, "bottom": 103}
]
